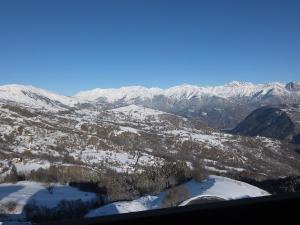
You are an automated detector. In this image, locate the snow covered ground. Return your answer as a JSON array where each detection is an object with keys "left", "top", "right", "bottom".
[
  {"left": 0, "top": 175, "right": 268, "bottom": 222},
  {"left": 14, "top": 160, "right": 50, "bottom": 174},
  {"left": 75, "top": 149, "right": 164, "bottom": 173},
  {"left": 179, "top": 175, "right": 269, "bottom": 205},
  {"left": 108, "top": 104, "right": 166, "bottom": 121},
  {"left": 0, "top": 181, "right": 97, "bottom": 220},
  {"left": 1, "top": 94, "right": 299, "bottom": 178},
  {"left": 85, "top": 175, "right": 269, "bottom": 218},
  {"left": 0, "top": 84, "right": 82, "bottom": 111}
]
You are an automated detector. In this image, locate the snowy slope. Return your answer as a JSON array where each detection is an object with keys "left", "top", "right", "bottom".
[
  {"left": 85, "top": 175, "right": 269, "bottom": 218},
  {"left": 108, "top": 104, "right": 166, "bottom": 121},
  {"left": 1, "top": 99, "right": 299, "bottom": 178},
  {"left": 179, "top": 175, "right": 269, "bottom": 205},
  {"left": 77, "top": 149, "right": 164, "bottom": 173},
  {"left": 0, "top": 84, "right": 82, "bottom": 110},
  {"left": 14, "top": 160, "right": 51, "bottom": 174},
  {"left": 0, "top": 181, "right": 97, "bottom": 219},
  {"left": 86, "top": 196, "right": 158, "bottom": 217},
  {"left": 75, "top": 86, "right": 163, "bottom": 102}
]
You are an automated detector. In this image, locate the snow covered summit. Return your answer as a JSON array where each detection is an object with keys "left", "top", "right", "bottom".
[
  {"left": 75, "top": 81, "right": 300, "bottom": 102},
  {"left": 0, "top": 84, "right": 82, "bottom": 110},
  {"left": 1, "top": 81, "right": 300, "bottom": 128}
]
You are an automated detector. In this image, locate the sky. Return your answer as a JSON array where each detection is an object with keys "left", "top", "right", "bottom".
[{"left": 0, "top": 0, "right": 300, "bottom": 95}]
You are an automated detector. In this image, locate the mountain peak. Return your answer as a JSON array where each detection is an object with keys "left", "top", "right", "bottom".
[
  {"left": 0, "top": 84, "right": 81, "bottom": 110},
  {"left": 285, "top": 81, "right": 300, "bottom": 91},
  {"left": 0, "top": 84, "right": 38, "bottom": 91}
]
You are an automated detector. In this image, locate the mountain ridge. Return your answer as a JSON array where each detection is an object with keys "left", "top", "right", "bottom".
[
  {"left": 231, "top": 104, "right": 300, "bottom": 143},
  {"left": 1, "top": 81, "right": 300, "bottom": 128},
  {"left": 1, "top": 81, "right": 299, "bottom": 103},
  {"left": 75, "top": 81, "right": 300, "bottom": 102}
]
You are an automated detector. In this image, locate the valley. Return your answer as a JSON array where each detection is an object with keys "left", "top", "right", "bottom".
[{"left": 0, "top": 82, "right": 300, "bottom": 223}]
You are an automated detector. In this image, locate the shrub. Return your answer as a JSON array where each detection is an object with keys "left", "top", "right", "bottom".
[
  {"left": 69, "top": 182, "right": 107, "bottom": 196},
  {"left": 133, "top": 171, "right": 164, "bottom": 195},
  {"left": 1, "top": 104, "right": 36, "bottom": 117},
  {"left": 26, "top": 165, "right": 94, "bottom": 184},
  {"left": 191, "top": 168, "right": 208, "bottom": 182},
  {"left": 2, "top": 201, "right": 17, "bottom": 212},
  {"left": 161, "top": 161, "right": 191, "bottom": 187},
  {"left": 21, "top": 150, "right": 33, "bottom": 158},
  {"left": 25, "top": 198, "right": 103, "bottom": 222},
  {"left": 162, "top": 185, "right": 190, "bottom": 208},
  {"left": 27, "top": 168, "right": 56, "bottom": 183},
  {"left": 3, "top": 165, "right": 24, "bottom": 183},
  {"left": 99, "top": 170, "right": 137, "bottom": 202}
]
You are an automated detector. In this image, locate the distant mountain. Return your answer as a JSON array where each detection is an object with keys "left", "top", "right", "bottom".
[
  {"left": 75, "top": 81, "right": 300, "bottom": 128},
  {"left": 0, "top": 84, "right": 83, "bottom": 111},
  {"left": 1, "top": 81, "right": 300, "bottom": 128},
  {"left": 75, "top": 81, "right": 300, "bottom": 103}
]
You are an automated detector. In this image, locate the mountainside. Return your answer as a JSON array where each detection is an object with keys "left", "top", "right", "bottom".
[
  {"left": 0, "top": 181, "right": 97, "bottom": 220},
  {"left": 0, "top": 84, "right": 83, "bottom": 111},
  {"left": 75, "top": 81, "right": 300, "bottom": 128},
  {"left": 1, "top": 82, "right": 300, "bottom": 223},
  {"left": 1, "top": 101, "right": 300, "bottom": 181},
  {"left": 0, "top": 83, "right": 300, "bottom": 179},
  {"left": 231, "top": 105, "right": 300, "bottom": 143},
  {"left": 1, "top": 82, "right": 300, "bottom": 129}
]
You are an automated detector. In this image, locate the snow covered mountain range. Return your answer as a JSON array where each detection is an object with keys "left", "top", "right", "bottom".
[
  {"left": 1, "top": 81, "right": 300, "bottom": 128},
  {"left": 0, "top": 84, "right": 82, "bottom": 111},
  {"left": 1, "top": 81, "right": 300, "bottom": 180},
  {"left": 75, "top": 81, "right": 300, "bottom": 103}
]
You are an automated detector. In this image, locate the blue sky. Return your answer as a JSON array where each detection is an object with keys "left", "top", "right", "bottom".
[{"left": 0, "top": 0, "right": 300, "bottom": 95}]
